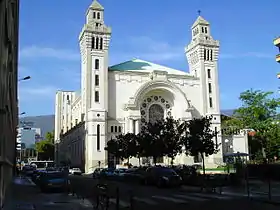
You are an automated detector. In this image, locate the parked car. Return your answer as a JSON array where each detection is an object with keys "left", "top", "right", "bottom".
[
  {"left": 143, "top": 166, "right": 182, "bottom": 187},
  {"left": 92, "top": 168, "right": 103, "bottom": 178},
  {"left": 38, "top": 171, "right": 69, "bottom": 192},
  {"left": 22, "top": 165, "right": 35, "bottom": 176},
  {"left": 99, "top": 168, "right": 115, "bottom": 178},
  {"left": 113, "top": 168, "right": 127, "bottom": 180},
  {"left": 69, "top": 168, "right": 82, "bottom": 175},
  {"left": 123, "top": 168, "right": 146, "bottom": 183}
]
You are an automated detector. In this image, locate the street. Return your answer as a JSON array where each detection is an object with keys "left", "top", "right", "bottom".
[{"left": 68, "top": 175, "right": 280, "bottom": 210}]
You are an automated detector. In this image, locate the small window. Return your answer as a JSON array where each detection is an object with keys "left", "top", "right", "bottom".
[
  {"left": 97, "top": 124, "right": 100, "bottom": 151},
  {"left": 111, "top": 126, "right": 114, "bottom": 132},
  {"left": 208, "top": 83, "right": 212, "bottom": 93},
  {"left": 202, "top": 27, "right": 204, "bottom": 33},
  {"left": 118, "top": 126, "right": 122, "bottom": 133},
  {"left": 93, "top": 12, "right": 96, "bottom": 18},
  {"left": 209, "top": 97, "right": 213, "bottom": 108},
  {"left": 204, "top": 49, "right": 207, "bottom": 60},
  {"left": 100, "top": 37, "right": 103, "bottom": 50},
  {"left": 115, "top": 126, "right": 118, "bottom": 133},
  {"left": 96, "top": 23, "right": 99, "bottom": 27},
  {"left": 95, "top": 91, "right": 99, "bottom": 102},
  {"left": 95, "top": 59, "right": 99, "bottom": 70},
  {"left": 66, "top": 95, "right": 69, "bottom": 101},
  {"left": 95, "top": 75, "right": 99, "bottom": 86},
  {"left": 97, "top": 12, "right": 100, "bottom": 19},
  {"left": 95, "top": 37, "right": 99, "bottom": 50},
  {"left": 210, "top": 49, "right": 213, "bottom": 61},
  {"left": 205, "top": 27, "right": 208, "bottom": 33},
  {"left": 207, "top": 69, "right": 211, "bottom": 79}
]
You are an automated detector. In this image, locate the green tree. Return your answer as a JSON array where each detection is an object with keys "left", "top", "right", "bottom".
[
  {"left": 35, "top": 131, "right": 55, "bottom": 160},
  {"left": 182, "top": 116, "right": 218, "bottom": 176},
  {"left": 104, "top": 138, "right": 123, "bottom": 163},
  {"left": 139, "top": 120, "right": 166, "bottom": 165},
  {"left": 225, "top": 89, "right": 280, "bottom": 160},
  {"left": 162, "top": 117, "right": 183, "bottom": 165}
]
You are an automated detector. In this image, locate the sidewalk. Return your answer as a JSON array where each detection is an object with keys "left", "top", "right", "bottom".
[{"left": 3, "top": 177, "right": 93, "bottom": 210}]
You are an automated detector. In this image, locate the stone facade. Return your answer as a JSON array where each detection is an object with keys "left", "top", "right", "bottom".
[
  {"left": 0, "top": 0, "right": 20, "bottom": 208},
  {"left": 55, "top": 0, "right": 224, "bottom": 173}
]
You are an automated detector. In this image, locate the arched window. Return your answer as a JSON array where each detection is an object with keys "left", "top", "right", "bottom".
[
  {"left": 93, "top": 12, "right": 96, "bottom": 18},
  {"left": 207, "top": 49, "right": 210, "bottom": 61},
  {"left": 210, "top": 49, "right": 213, "bottom": 61},
  {"left": 95, "top": 59, "right": 99, "bottom": 70},
  {"left": 97, "top": 12, "right": 100, "bottom": 19},
  {"left": 202, "top": 27, "right": 204, "bottom": 33},
  {"left": 100, "top": 37, "right": 103, "bottom": 50},
  {"left": 204, "top": 49, "right": 207, "bottom": 60},
  {"left": 97, "top": 124, "right": 100, "bottom": 151},
  {"left": 95, "top": 37, "right": 99, "bottom": 50},
  {"left": 205, "top": 27, "right": 208, "bottom": 33},
  {"left": 149, "top": 104, "right": 164, "bottom": 124},
  {"left": 118, "top": 126, "right": 122, "bottom": 133}
]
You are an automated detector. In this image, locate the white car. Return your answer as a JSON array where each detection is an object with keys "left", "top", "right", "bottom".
[{"left": 69, "top": 168, "right": 82, "bottom": 175}]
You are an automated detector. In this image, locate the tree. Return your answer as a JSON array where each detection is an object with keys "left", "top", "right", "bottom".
[
  {"left": 225, "top": 89, "right": 280, "bottom": 160},
  {"left": 162, "top": 117, "right": 183, "bottom": 165},
  {"left": 35, "top": 131, "right": 55, "bottom": 160},
  {"left": 139, "top": 120, "right": 166, "bottom": 165},
  {"left": 182, "top": 116, "right": 218, "bottom": 176},
  {"left": 104, "top": 138, "right": 122, "bottom": 160}
]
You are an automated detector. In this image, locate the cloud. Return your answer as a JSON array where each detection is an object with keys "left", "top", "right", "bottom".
[
  {"left": 116, "top": 36, "right": 182, "bottom": 62},
  {"left": 20, "top": 86, "right": 57, "bottom": 98},
  {"left": 20, "top": 46, "right": 80, "bottom": 61},
  {"left": 220, "top": 52, "right": 273, "bottom": 59}
]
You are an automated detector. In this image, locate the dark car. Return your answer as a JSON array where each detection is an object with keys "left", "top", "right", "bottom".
[
  {"left": 38, "top": 171, "right": 69, "bottom": 192},
  {"left": 99, "top": 168, "right": 115, "bottom": 178},
  {"left": 123, "top": 168, "right": 147, "bottom": 183},
  {"left": 143, "top": 166, "right": 182, "bottom": 187}
]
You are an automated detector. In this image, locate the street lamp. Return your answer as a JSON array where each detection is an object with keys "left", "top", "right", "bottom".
[{"left": 18, "top": 76, "right": 31, "bottom": 81}]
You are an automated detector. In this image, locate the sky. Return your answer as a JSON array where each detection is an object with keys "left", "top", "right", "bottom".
[{"left": 19, "top": 0, "right": 280, "bottom": 116}]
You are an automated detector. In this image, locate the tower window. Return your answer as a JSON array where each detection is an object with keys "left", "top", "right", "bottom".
[
  {"left": 95, "top": 37, "right": 99, "bottom": 50},
  {"left": 115, "top": 126, "right": 117, "bottom": 133},
  {"left": 95, "top": 91, "right": 99, "bottom": 102},
  {"left": 207, "top": 49, "right": 210, "bottom": 61},
  {"left": 205, "top": 27, "right": 208, "bottom": 33},
  {"left": 95, "top": 75, "right": 99, "bottom": 86},
  {"left": 207, "top": 69, "right": 211, "bottom": 79},
  {"left": 91, "top": 37, "right": 95, "bottom": 49},
  {"left": 209, "top": 97, "right": 213, "bottom": 108},
  {"left": 210, "top": 50, "right": 213, "bottom": 61},
  {"left": 111, "top": 126, "right": 113, "bottom": 132},
  {"left": 202, "top": 27, "right": 204, "bottom": 33},
  {"left": 93, "top": 12, "right": 96, "bottom": 18},
  {"left": 97, "top": 12, "right": 100, "bottom": 19},
  {"left": 208, "top": 83, "right": 212, "bottom": 93},
  {"left": 204, "top": 49, "right": 207, "bottom": 60},
  {"left": 118, "top": 126, "right": 122, "bottom": 133},
  {"left": 100, "top": 37, "right": 103, "bottom": 50},
  {"left": 95, "top": 59, "right": 99, "bottom": 70},
  {"left": 97, "top": 124, "right": 100, "bottom": 151}
]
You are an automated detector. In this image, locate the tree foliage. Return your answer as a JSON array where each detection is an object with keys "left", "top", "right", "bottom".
[
  {"left": 105, "top": 116, "right": 218, "bottom": 167},
  {"left": 35, "top": 131, "right": 55, "bottom": 160},
  {"left": 224, "top": 89, "right": 280, "bottom": 160},
  {"left": 181, "top": 116, "right": 219, "bottom": 175}
]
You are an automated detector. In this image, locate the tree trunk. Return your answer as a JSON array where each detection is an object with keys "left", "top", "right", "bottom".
[
  {"left": 138, "top": 157, "right": 141, "bottom": 166},
  {"left": 201, "top": 153, "right": 206, "bottom": 176},
  {"left": 153, "top": 156, "right": 157, "bottom": 166}
]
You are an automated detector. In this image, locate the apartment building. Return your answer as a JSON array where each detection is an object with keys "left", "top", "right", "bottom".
[{"left": 0, "top": 0, "right": 20, "bottom": 208}]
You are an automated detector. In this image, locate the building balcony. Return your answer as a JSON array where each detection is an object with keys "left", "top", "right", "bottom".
[
  {"left": 276, "top": 54, "right": 280, "bottom": 63},
  {"left": 274, "top": 37, "right": 280, "bottom": 48}
]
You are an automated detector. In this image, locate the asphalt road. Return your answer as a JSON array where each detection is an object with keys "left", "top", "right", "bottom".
[{"left": 68, "top": 175, "right": 280, "bottom": 210}]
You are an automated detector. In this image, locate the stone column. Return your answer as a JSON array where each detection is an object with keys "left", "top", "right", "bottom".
[
  {"left": 129, "top": 118, "right": 134, "bottom": 133},
  {"left": 135, "top": 119, "right": 140, "bottom": 134},
  {"left": 125, "top": 118, "right": 129, "bottom": 133}
]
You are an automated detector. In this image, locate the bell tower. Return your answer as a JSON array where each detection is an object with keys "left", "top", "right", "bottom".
[{"left": 79, "top": 0, "right": 112, "bottom": 173}]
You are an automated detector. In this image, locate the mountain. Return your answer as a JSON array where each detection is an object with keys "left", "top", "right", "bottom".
[{"left": 19, "top": 115, "right": 55, "bottom": 139}]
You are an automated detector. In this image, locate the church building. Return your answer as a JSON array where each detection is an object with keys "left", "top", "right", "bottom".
[{"left": 54, "top": 0, "right": 223, "bottom": 173}]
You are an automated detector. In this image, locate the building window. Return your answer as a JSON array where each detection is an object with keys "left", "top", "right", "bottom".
[
  {"left": 95, "top": 59, "right": 99, "bottom": 70},
  {"left": 97, "top": 124, "right": 100, "bottom": 151},
  {"left": 95, "top": 91, "right": 99, "bottom": 102},
  {"left": 118, "top": 126, "right": 122, "bottom": 133},
  {"left": 91, "top": 37, "right": 95, "bottom": 49},
  {"left": 95, "top": 37, "right": 99, "bottom": 50},
  {"left": 66, "top": 95, "right": 69, "bottom": 101},
  {"left": 204, "top": 49, "right": 207, "bottom": 60},
  {"left": 100, "top": 37, "right": 103, "bottom": 50},
  {"left": 97, "top": 12, "right": 100, "bottom": 19},
  {"left": 202, "top": 27, "right": 204, "bottom": 33},
  {"left": 95, "top": 75, "right": 99, "bottom": 86},
  {"left": 209, "top": 97, "right": 213, "bottom": 108},
  {"left": 208, "top": 83, "right": 212, "bottom": 93},
  {"left": 111, "top": 126, "right": 114, "bottom": 132},
  {"left": 115, "top": 126, "right": 117, "bottom": 133},
  {"left": 207, "top": 69, "right": 211, "bottom": 79},
  {"left": 210, "top": 49, "right": 213, "bottom": 60},
  {"left": 205, "top": 27, "right": 208, "bottom": 33},
  {"left": 93, "top": 12, "right": 96, "bottom": 18}
]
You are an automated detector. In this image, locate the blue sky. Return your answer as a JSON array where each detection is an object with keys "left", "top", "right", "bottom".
[{"left": 19, "top": 0, "right": 280, "bottom": 116}]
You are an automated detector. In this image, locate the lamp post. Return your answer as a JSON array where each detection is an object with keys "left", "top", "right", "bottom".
[{"left": 18, "top": 76, "right": 31, "bottom": 82}]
